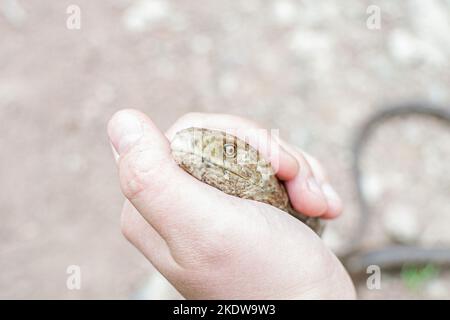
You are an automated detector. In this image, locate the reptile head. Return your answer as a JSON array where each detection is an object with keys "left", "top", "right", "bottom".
[{"left": 171, "top": 127, "right": 274, "bottom": 181}]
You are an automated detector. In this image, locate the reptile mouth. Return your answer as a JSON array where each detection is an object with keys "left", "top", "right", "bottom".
[{"left": 172, "top": 150, "right": 250, "bottom": 180}]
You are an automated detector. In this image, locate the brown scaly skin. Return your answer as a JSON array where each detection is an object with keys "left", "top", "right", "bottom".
[{"left": 170, "top": 127, "right": 324, "bottom": 235}]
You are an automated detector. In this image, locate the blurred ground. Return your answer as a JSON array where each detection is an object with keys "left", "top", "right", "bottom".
[{"left": 0, "top": 0, "right": 449, "bottom": 299}]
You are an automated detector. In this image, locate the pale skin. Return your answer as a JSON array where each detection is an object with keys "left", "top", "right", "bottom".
[{"left": 108, "top": 110, "right": 356, "bottom": 299}]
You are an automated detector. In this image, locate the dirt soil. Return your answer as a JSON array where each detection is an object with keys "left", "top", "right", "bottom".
[{"left": 0, "top": 0, "right": 449, "bottom": 299}]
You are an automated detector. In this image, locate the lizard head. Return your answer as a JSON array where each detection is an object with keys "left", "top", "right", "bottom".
[{"left": 171, "top": 127, "right": 274, "bottom": 182}]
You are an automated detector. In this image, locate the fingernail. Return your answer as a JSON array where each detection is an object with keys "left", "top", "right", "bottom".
[
  {"left": 109, "top": 112, "right": 143, "bottom": 155},
  {"left": 307, "top": 177, "right": 323, "bottom": 196},
  {"left": 322, "top": 183, "right": 341, "bottom": 202}
]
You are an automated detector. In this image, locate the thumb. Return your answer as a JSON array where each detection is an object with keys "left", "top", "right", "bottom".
[{"left": 107, "top": 109, "right": 227, "bottom": 243}]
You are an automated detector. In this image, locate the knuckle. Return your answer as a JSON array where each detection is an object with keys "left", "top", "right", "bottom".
[
  {"left": 118, "top": 144, "right": 164, "bottom": 200},
  {"left": 303, "top": 152, "right": 328, "bottom": 180},
  {"left": 293, "top": 151, "right": 310, "bottom": 172}
]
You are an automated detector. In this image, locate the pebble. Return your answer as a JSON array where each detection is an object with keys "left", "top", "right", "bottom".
[
  {"left": 410, "top": 0, "right": 450, "bottom": 53},
  {"left": 382, "top": 204, "right": 420, "bottom": 244},
  {"left": 361, "top": 173, "right": 384, "bottom": 204},
  {"left": 0, "top": 0, "right": 27, "bottom": 27},
  {"left": 424, "top": 279, "right": 449, "bottom": 299},
  {"left": 272, "top": 1, "right": 297, "bottom": 25},
  {"left": 388, "top": 29, "right": 447, "bottom": 67},
  {"left": 122, "top": 0, "right": 169, "bottom": 32}
]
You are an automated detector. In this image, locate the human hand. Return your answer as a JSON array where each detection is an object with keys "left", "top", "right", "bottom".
[{"left": 108, "top": 110, "right": 355, "bottom": 299}]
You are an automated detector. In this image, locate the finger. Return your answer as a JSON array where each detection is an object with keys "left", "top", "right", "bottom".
[
  {"left": 301, "top": 151, "right": 343, "bottom": 219},
  {"left": 268, "top": 137, "right": 327, "bottom": 217},
  {"left": 165, "top": 112, "right": 299, "bottom": 181},
  {"left": 120, "top": 200, "right": 177, "bottom": 271},
  {"left": 107, "top": 109, "right": 238, "bottom": 249},
  {"left": 280, "top": 141, "right": 343, "bottom": 219},
  {"left": 112, "top": 133, "right": 177, "bottom": 268}
]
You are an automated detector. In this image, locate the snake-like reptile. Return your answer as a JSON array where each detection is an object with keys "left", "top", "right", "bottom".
[{"left": 170, "top": 127, "right": 323, "bottom": 235}]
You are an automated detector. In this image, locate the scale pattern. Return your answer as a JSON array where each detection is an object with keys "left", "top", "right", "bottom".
[{"left": 171, "top": 127, "right": 323, "bottom": 234}]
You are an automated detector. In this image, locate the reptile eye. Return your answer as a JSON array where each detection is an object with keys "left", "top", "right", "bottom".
[{"left": 223, "top": 143, "right": 237, "bottom": 158}]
